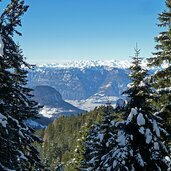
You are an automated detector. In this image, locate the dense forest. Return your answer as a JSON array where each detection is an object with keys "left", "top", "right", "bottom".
[
  {"left": 37, "top": 105, "right": 121, "bottom": 170},
  {"left": 0, "top": 0, "right": 171, "bottom": 170}
]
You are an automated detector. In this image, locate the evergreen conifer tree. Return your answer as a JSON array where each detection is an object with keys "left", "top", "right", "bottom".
[
  {"left": 103, "top": 121, "right": 133, "bottom": 171},
  {"left": 124, "top": 46, "right": 155, "bottom": 113},
  {"left": 103, "top": 47, "right": 171, "bottom": 170},
  {"left": 70, "top": 122, "right": 89, "bottom": 170},
  {"left": 81, "top": 123, "right": 100, "bottom": 170},
  {"left": 82, "top": 105, "right": 115, "bottom": 170},
  {"left": 0, "top": 0, "right": 42, "bottom": 170},
  {"left": 148, "top": 0, "right": 171, "bottom": 148}
]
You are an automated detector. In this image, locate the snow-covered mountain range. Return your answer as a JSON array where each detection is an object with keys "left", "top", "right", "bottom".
[
  {"left": 37, "top": 60, "right": 133, "bottom": 70},
  {"left": 28, "top": 60, "right": 132, "bottom": 111}
]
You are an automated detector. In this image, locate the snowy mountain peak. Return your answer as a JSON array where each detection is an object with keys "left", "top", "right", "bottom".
[{"left": 37, "top": 60, "right": 132, "bottom": 70}]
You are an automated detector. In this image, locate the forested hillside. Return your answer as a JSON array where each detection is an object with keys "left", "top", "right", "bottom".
[{"left": 37, "top": 105, "right": 121, "bottom": 170}]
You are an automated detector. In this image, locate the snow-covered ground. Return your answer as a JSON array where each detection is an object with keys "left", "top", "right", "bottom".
[
  {"left": 39, "top": 107, "right": 61, "bottom": 118},
  {"left": 66, "top": 96, "right": 119, "bottom": 111}
]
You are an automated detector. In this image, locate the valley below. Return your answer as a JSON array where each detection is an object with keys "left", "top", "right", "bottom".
[
  {"left": 27, "top": 60, "right": 134, "bottom": 127},
  {"left": 28, "top": 60, "right": 131, "bottom": 107}
]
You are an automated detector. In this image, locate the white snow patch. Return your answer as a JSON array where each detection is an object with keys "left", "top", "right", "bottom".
[
  {"left": 153, "top": 120, "right": 160, "bottom": 137},
  {"left": 111, "top": 120, "right": 115, "bottom": 126},
  {"left": 139, "top": 127, "right": 145, "bottom": 134},
  {"left": 97, "top": 133, "right": 104, "bottom": 142},
  {"left": 117, "top": 130, "right": 126, "bottom": 146},
  {"left": 18, "top": 151, "right": 27, "bottom": 161},
  {"left": 66, "top": 96, "right": 118, "bottom": 111},
  {"left": 158, "top": 87, "right": 171, "bottom": 92},
  {"left": 113, "top": 160, "right": 117, "bottom": 168},
  {"left": 165, "top": 156, "right": 171, "bottom": 162},
  {"left": 0, "top": 35, "right": 4, "bottom": 56},
  {"left": 161, "top": 60, "right": 170, "bottom": 69},
  {"left": 154, "top": 142, "right": 159, "bottom": 150},
  {"left": 137, "top": 113, "right": 145, "bottom": 126},
  {"left": 127, "top": 83, "right": 133, "bottom": 89},
  {"left": 136, "top": 153, "right": 145, "bottom": 167},
  {"left": 18, "top": 130, "right": 24, "bottom": 138},
  {"left": 0, "top": 113, "right": 7, "bottom": 128},
  {"left": 145, "top": 128, "right": 152, "bottom": 144},
  {"left": 139, "top": 81, "right": 146, "bottom": 87},
  {"left": 105, "top": 82, "right": 112, "bottom": 88},
  {"left": 40, "top": 106, "right": 59, "bottom": 118},
  {"left": 127, "top": 108, "right": 138, "bottom": 123}
]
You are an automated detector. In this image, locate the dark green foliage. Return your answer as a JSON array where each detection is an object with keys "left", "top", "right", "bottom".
[
  {"left": 40, "top": 114, "right": 89, "bottom": 170},
  {"left": 90, "top": 47, "right": 171, "bottom": 171},
  {"left": 0, "top": 0, "right": 42, "bottom": 170},
  {"left": 107, "top": 48, "right": 170, "bottom": 171},
  {"left": 81, "top": 104, "right": 117, "bottom": 170},
  {"left": 148, "top": 0, "right": 171, "bottom": 140},
  {"left": 39, "top": 106, "right": 118, "bottom": 170},
  {"left": 123, "top": 46, "right": 157, "bottom": 114},
  {"left": 81, "top": 123, "right": 101, "bottom": 170},
  {"left": 69, "top": 122, "right": 89, "bottom": 170}
]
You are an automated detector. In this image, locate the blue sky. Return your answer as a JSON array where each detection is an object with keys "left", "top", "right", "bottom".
[{"left": 5, "top": 0, "right": 166, "bottom": 64}]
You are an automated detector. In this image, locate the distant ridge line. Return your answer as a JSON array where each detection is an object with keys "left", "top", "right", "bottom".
[{"left": 36, "top": 60, "right": 134, "bottom": 69}]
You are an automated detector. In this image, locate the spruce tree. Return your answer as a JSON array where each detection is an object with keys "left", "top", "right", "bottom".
[
  {"left": 81, "top": 123, "right": 101, "bottom": 170},
  {"left": 124, "top": 46, "right": 155, "bottom": 112},
  {"left": 103, "top": 47, "right": 171, "bottom": 170},
  {"left": 102, "top": 121, "right": 133, "bottom": 171},
  {"left": 0, "top": 0, "right": 42, "bottom": 170},
  {"left": 148, "top": 0, "right": 171, "bottom": 148},
  {"left": 82, "top": 104, "right": 115, "bottom": 170},
  {"left": 126, "top": 47, "right": 170, "bottom": 170},
  {"left": 70, "top": 122, "right": 89, "bottom": 170}
]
